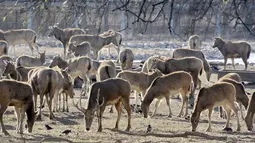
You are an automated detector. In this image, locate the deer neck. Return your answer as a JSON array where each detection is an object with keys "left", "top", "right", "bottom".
[
  {"left": 54, "top": 27, "right": 64, "bottom": 41},
  {"left": 59, "top": 58, "right": 68, "bottom": 69},
  {"left": 143, "top": 90, "right": 155, "bottom": 106},
  {"left": 10, "top": 70, "right": 22, "bottom": 81}
]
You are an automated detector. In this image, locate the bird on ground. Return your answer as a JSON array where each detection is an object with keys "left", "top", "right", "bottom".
[
  {"left": 146, "top": 125, "right": 152, "bottom": 133},
  {"left": 62, "top": 129, "right": 72, "bottom": 135},
  {"left": 45, "top": 124, "right": 53, "bottom": 130}
]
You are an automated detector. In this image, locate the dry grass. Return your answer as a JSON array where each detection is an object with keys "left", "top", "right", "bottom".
[{"left": 1, "top": 45, "right": 255, "bottom": 143}]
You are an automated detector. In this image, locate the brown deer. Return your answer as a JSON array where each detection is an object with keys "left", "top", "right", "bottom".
[
  {"left": 0, "top": 29, "right": 39, "bottom": 56},
  {"left": 141, "top": 71, "right": 194, "bottom": 118},
  {"left": 219, "top": 73, "right": 249, "bottom": 119},
  {"left": 191, "top": 82, "right": 241, "bottom": 132},
  {"left": 212, "top": 37, "right": 251, "bottom": 70},
  {"left": 0, "top": 79, "right": 36, "bottom": 135},
  {"left": 48, "top": 26, "right": 85, "bottom": 57},
  {"left": 16, "top": 51, "right": 46, "bottom": 67},
  {"left": 29, "top": 68, "right": 60, "bottom": 120},
  {"left": 73, "top": 78, "right": 131, "bottom": 132}
]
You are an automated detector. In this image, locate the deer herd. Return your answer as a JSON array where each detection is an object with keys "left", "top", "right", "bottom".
[{"left": 0, "top": 27, "right": 254, "bottom": 137}]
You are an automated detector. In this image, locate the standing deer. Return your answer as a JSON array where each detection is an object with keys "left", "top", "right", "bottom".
[
  {"left": 0, "top": 79, "right": 36, "bottom": 135},
  {"left": 29, "top": 68, "right": 60, "bottom": 120},
  {"left": 212, "top": 37, "right": 251, "bottom": 70},
  {"left": 188, "top": 35, "right": 202, "bottom": 50},
  {"left": 48, "top": 26, "right": 85, "bottom": 57},
  {"left": 73, "top": 78, "right": 131, "bottom": 132},
  {"left": 16, "top": 51, "right": 46, "bottom": 67},
  {"left": 0, "top": 29, "right": 39, "bottom": 56},
  {"left": 119, "top": 49, "right": 134, "bottom": 71},
  {"left": 141, "top": 71, "right": 194, "bottom": 118}
]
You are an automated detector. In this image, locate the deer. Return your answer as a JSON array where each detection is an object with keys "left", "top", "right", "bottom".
[
  {"left": 191, "top": 82, "right": 241, "bottom": 132},
  {"left": 99, "top": 29, "right": 122, "bottom": 59},
  {"left": 67, "top": 41, "right": 91, "bottom": 58},
  {"left": 48, "top": 26, "right": 85, "bottom": 57},
  {"left": 212, "top": 37, "right": 251, "bottom": 70},
  {"left": 0, "top": 29, "right": 39, "bottom": 56},
  {"left": 69, "top": 32, "right": 119, "bottom": 60},
  {"left": 141, "top": 71, "right": 194, "bottom": 118},
  {"left": 149, "top": 57, "right": 203, "bottom": 106},
  {"left": 16, "top": 51, "right": 46, "bottom": 67},
  {"left": 188, "top": 35, "right": 202, "bottom": 50},
  {"left": 172, "top": 48, "right": 211, "bottom": 88},
  {"left": 0, "top": 79, "right": 36, "bottom": 135},
  {"left": 28, "top": 68, "right": 60, "bottom": 120},
  {"left": 218, "top": 73, "right": 249, "bottom": 120},
  {"left": 119, "top": 49, "right": 134, "bottom": 70},
  {"left": 117, "top": 69, "right": 163, "bottom": 112},
  {"left": 73, "top": 78, "right": 131, "bottom": 132}
]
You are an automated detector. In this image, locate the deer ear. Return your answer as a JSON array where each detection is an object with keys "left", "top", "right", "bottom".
[{"left": 3, "top": 60, "right": 8, "bottom": 65}]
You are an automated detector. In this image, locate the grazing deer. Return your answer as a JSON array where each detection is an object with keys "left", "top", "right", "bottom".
[
  {"left": 0, "top": 29, "right": 39, "bottom": 56},
  {"left": 141, "top": 71, "right": 194, "bottom": 118},
  {"left": 16, "top": 51, "right": 46, "bottom": 67},
  {"left": 117, "top": 69, "right": 163, "bottom": 111},
  {"left": 212, "top": 37, "right": 251, "bottom": 70},
  {"left": 0, "top": 40, "right": 8, "bottom": 56},
  {"left": 48, "top": 26, "right": 85, "bottom": 57},
  {"left": 0, "top": 79, "right": 36, "bottom": 135},
  {"left": 191, "top": 82, "right": 241, "bottom": 132},
  {"left": 219, "top": 74, "right": 249, "bottom": 119},
  {"left": 119, "top": 49, "right": 134, "bottom": 71},
  {"left": 245, "top": 92, "right": 255, "bottom": 131},
  {"left": 73, "top": 78, "right": 131, "bottom": 132}
]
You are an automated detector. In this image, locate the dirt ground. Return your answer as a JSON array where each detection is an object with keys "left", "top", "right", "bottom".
[{"left": 1, "top": 46, "right": 255, "bottom": 143}]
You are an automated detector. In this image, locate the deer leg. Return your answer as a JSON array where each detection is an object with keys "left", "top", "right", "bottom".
[
  {"left": 97, "top": 107, "right": 105, "bottom": 132},
  {"left": 151, "top": 100, "right": 161, "bottom": 117},
  {"left": 114, "top": 101, "right": 122, "bottom": 130},
  {"left": 46, "top": 95, "right": 54, "bottom": 120},
  {"left": 231, "top": 58, "right": 235, "bottom": 70},
  {"left": 228, "top": 102, "right": 241, "bottom": 131},
  {"left": 165, "top": 96, "right": 172, "bottom": 118},
  {"left": 18, "top": 106, "right": 25, "bottom": 134},
  {"left": 37, "top": 95, "right": 44, "bottom": 120},
  {"left": 239, "top": 103, "right": 244, "bottom": 120},
  {"left": 222, "top": 105, "right": 232, "bottom": 130},
  {"left": 0, "top": 113, "right": 9, "bottom": 136},
  {"left": 134, "top": 91, "right": 140, "bottom": 113},
  {"left": 242, "top": 56, "right": 248, "bottom": 70},
  {"left": 28, "top": 43, "right": 34, "bottom": 56},
  {"left": 224, "top": 57, "right": 228, "bottom": 70},
  {"left": 66, "top": 93, "right": 69, "bottom": 112},
  {"left": 206, "top": 106, "right": 213, "bottom": 132},
  {"left": 14, "top": 106, "right": 21, "bottom": 133},
  {"left": 121, "top": 97, "right": 131, "bottom": 131}
]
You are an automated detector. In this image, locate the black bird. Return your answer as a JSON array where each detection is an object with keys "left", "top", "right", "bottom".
[
  {"left": 62, "top": 129, "right": 72, "bottom": 135},
  {"left": 45, "top": 124, "right": 53, "bottom": 130},
  {"left": 146, "top": 125, "right": 152, "bottom": 133}
]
